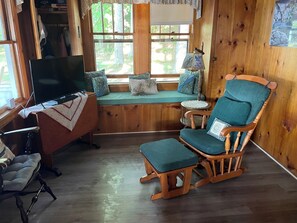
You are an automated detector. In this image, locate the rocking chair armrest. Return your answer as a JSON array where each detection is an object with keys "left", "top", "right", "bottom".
[
  {"left": 184, "top": 110, "right": 212, "bottom": 118},
  {"left": 185, "top": 110, "right": 212, "bottom": 129},
  {"left": 221, "top": 122, "right": 256, "bottom": 136}
]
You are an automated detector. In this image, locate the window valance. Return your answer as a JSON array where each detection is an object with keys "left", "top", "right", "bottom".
[{"left": 80, "top": 0, "right": 202, "bottom": 19}]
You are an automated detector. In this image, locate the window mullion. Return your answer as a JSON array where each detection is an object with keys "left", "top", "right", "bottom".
[
  {"left": 122, "top": 4, "right": 124, "bottom": 35},
  {"left": 112, "top": 3, "right": 115, "bottom": 39},
  {"left": 100, "top": 3, "right": 105, "bottom": 40}
]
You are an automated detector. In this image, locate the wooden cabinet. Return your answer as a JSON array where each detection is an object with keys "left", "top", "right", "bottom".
[
  {"left": 30, "top": 93, "right": 98, "bottom": 171},
  {"left": 30, "top": 0, "right": 83, "bottom": 59}
]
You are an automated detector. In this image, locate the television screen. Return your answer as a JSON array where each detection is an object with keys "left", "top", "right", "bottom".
[{"left": 29, "top": 56, "right": 85, "bottom": 104}]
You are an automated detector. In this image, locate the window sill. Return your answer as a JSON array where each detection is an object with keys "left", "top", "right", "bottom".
[
  {"left": 0, "top": 100, "right": 27, "bottom": 129},
  {"left": 107, "top": 77, "right": 179, "bottom": 85}
]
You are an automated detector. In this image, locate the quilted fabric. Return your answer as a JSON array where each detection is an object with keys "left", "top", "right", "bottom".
[
  {"left": 140, "top": 138, "right": 198, "bottom": 172},
  {"left": 177, "top": 70, "right": 196, "bottom": 95},
  {"left": 84, "top": 69, "right": 105, "bottom": 92},
  {"left": 1, "top": 153, "right": 41, "bottom": 191},
  {"left": 192, "top": 70, "right": 202, "bottom": 95},
  {"left": 92, "top": 75, "right": 110, "bottom": 97},
  {"left": 129, "top": 79, "right": 158, "bottom": 96}
]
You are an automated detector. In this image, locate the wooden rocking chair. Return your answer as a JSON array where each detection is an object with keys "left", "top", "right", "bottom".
[{"left": 179, "top": 74, "right": 277, "bottom": 188}]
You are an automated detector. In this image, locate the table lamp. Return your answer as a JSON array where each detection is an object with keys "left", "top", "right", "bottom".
[
  {"left": 181, "top": 48, "right": 205, "bottom": 100},
  {"left": 181, "top": 48, "right": 205, "bottom": 71}
]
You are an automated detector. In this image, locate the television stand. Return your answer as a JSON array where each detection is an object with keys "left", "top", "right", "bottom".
[{"left": 55, "top": 94, "right": 78, "bottom": 104}]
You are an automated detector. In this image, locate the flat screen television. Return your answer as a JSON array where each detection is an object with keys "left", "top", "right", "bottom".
[{"left": 29, "top": 55, "right": 85, "bottom": 104}]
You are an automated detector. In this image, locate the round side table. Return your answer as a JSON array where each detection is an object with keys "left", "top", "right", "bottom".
[{"left": 180, "top": 100, "right": 210, "bottom": 128}]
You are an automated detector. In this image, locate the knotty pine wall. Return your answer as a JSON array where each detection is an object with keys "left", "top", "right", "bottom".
[{"left": 198, "top": 0, "right": 297, "bottom": 176}]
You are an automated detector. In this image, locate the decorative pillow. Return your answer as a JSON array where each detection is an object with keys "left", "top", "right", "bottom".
[
  {"left": 84, "top": 69, "right": 105, "bottom": 92},
  {"left": 192, "top": 70, "right": 203, "bottom": 95},
  {"left": 129, "top": 79, "right": 158, "bottom": 96},
  {"left": 128, "top": 72, "right": 150, "bottom": 80},
  {"left": 0, "top": 139, "right": 15, "bottom": 168},
  {"left": 207, "top": 118, "right": 231, "bottom": 141},
  {"left": 128, "top": 72, "right": 151, "bottom": 90},
  {"left": 177, "top": 71, "right": 196, "bottom": 95},
  {"left": 92, "top": 75, "right": 110, "bottom": 97}
]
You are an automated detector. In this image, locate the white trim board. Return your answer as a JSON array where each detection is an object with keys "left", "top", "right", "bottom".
[{"left": 251, "top": 140, "right": 297, "bottom": 181}]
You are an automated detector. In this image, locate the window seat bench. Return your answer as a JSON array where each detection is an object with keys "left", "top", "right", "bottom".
[
  {"left": 97, "top": 91, "right": 198, "bottom": 105},
  {"left": 96, "top": 91, "right": 204, "bottom": 134}
]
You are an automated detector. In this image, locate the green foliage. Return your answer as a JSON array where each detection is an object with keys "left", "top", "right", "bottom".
[{"left": 91, "top": 3, "right": 102, "bottom": 33}]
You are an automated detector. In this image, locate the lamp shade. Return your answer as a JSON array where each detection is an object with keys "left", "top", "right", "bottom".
[{"left": 182, "top": 53, "right": 205, "bottom": 71}]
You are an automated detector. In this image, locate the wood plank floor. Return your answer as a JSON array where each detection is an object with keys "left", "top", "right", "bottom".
[{"left": 1, "top": 132, "right": 297, "bottom": 223}]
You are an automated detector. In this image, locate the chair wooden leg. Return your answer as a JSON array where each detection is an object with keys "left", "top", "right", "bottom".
[
  {"left": 192, "top": 160, "right": 213, "bottom": 188},
  {"left": 150, "top": 167, "right": 195, "bottom": 200},
  {"left": 151, "top": 174, "right": 169, "bottom": 200},
  {"left": 168, "top": 173, "right": 177, "bottom": 190},
  {"left": 144, "top": 158, "right": 153, "bottom": 175},
  {"left": 140, "top": 158, "right": 158, "bottom": 183}
]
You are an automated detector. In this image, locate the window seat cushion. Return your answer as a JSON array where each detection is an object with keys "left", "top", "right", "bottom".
[{"left": 97, "top": 91, "right": 204, "bottom": 105}]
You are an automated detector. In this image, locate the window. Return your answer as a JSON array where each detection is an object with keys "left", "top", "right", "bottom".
[
  {"left": 0, "top": 0, "right": 24, "bottom": 109},
  {"left": 91, "top": 2, "right": 133, "bottom": 75},
  {"left": 151, "top": 24, "right": 189, "bottom": 75}
]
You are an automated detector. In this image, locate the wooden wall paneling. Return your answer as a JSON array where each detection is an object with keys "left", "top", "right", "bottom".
[
  {"left": 157, "top": 83, "right": 178, "bottom": 91},
  {"left": 160, "top": 103, "right": 182, "bottom": 130},
  {"left": 243, "top": 0, "right": 297, "bottom": 176},
  {"left": 192, "top": 0, "right": 217, "bottom": 98},
  {"left": 229, "top": 0, "right": 256, "bottom": 75},
  {"left": 209, "top": 0, "right": 235, "bottom": 101},
  {"left": 109, "top": 82, "right": 178, "bottom": 92},
  {"left": 97, "top": 103, "right": 182, "bottom": 134},
  {"left": 141, "top": 104, "right": 163, "bottom": 131},
  {"left": 97, "top": 105, "right": 124, "bottom": 133},
  {"left": 81, "top": 10, "right": 96, "bottom": 71},
  {"left": 122, "top": 104, "right": 143, "bottom": 132},
  {"left": 133, "top": 4, "right": 150, "bottom": 74},
  {"left": 208, "top": 0, "right": 297, "bottom": 176},
  {"left": 29, "top": 0, "right": 42, "bottom": 59},
  {"left": 67, "top": 0, "right": 83, "bottom": 55}
]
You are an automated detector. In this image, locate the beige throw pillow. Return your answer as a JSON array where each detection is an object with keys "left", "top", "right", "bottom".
[{"left": 129, "top": 79, "right": 158, "bottom": 96}]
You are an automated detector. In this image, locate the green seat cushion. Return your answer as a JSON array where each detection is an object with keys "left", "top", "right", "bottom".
[
  {"left": 180, "top": 129, "right": 226, "bottom": 155},
  {"left": 97, "top": 91, "right": 198, "bottom": 105},
  {"left": 140, "top": 138, "right": 198, "bottom": 173}
]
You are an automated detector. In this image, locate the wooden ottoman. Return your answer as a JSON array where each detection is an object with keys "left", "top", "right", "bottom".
[{"left": 139, "top": 138, "right": 198, "bottom": 200}]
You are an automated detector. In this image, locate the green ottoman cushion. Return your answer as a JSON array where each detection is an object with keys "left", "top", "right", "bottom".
[{"left": 140, "top": 138, "right": 198, "bottom": 173}]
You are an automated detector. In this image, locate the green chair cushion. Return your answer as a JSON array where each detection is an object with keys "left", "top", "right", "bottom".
[
  {"left": 140, "top": 138, "right": 198, "bottom": 173},
  {"left": 224, "top": 79, "right": 270, "bottom": 123},
  {"left": 180, "top": 129, "right": 226, "bottom": 155},
  {"left": 206, "top": 96, "right": 252, "bottom": 131}
]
